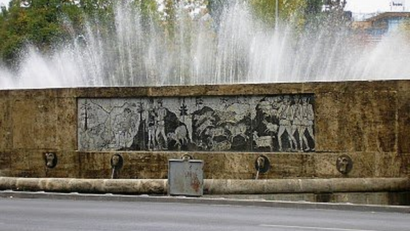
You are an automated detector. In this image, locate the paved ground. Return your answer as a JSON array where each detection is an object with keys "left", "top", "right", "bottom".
[
  {"left": 1, "top": 190, "right": 409, "bottom": 213},
  {"left": 0, "top": 191, "right": 409, "bottom": 231}
]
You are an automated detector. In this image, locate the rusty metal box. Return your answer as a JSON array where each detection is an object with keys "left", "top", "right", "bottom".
[{"left": 168, "top": 159, "right": 204, "bottom": 197}]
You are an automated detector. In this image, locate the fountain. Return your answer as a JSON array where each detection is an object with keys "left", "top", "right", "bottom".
[
  {"left": 1, "top": 1, "right": 410, "bottom": 89},
  {"left": 0, "top": 1, "right": 409, "bottom": 205}
]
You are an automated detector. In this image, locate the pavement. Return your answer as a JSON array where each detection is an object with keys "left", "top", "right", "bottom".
[{"left": 1, "top": 190, "right": 409, "bottom": 214}]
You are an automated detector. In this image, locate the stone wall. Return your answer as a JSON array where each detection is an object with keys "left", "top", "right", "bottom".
[{"left": 0, "top": 81, "right": 409, "bottom": 179}]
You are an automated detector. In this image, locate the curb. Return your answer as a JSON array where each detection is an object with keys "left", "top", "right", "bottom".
[
  {"left": 1, "top": 177, "right": 409, "bottom": 194},
  {"left": 1, "top": 190, "right": 409, "bottom": 214}
]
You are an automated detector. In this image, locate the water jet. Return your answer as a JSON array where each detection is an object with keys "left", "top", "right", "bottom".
[{"left": 1, "top": 2, "right": 410, "bottom": 88}]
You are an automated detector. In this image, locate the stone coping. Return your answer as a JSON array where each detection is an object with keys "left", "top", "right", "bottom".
[{"left": 0, "top": 177, "right": 408, "bottom": 195}]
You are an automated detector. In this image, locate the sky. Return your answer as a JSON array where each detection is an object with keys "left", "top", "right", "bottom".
[
  {"left": 0, "top": 0, "right": 8, "bottom": 8},
  {"left": 0, "top": 0, "right": 406, "bottom": 14}
]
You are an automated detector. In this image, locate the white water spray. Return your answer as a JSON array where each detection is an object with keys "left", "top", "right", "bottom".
[{"left": 1, "top": 2, "right": 409, "bottom": 89}]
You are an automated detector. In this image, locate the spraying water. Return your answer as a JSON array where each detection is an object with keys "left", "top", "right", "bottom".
[{"left": 0, "top": 1, "right": 409, "bottom": 89}]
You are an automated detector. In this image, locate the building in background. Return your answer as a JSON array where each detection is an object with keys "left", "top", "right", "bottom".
[{"left": 351, "top": 1, "right": 410, "bottom": 42}]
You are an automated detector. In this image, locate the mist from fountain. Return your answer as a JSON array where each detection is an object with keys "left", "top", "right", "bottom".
[{"left": 0, "top": 1, "right": 410, "bottom": 90}]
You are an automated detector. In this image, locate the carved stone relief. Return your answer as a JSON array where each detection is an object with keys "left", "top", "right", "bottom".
[{"left": 78, "top": 95, "right": 315, "bottom": 152}]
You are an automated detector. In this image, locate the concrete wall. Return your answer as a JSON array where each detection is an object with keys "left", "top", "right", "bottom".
[{"left": 0, "top": 81, "right": 409, "bottom": 180}]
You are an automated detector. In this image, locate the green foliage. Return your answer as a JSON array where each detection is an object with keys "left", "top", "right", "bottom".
[
  {"left": 163, "top": 0, "right": 177, "bottom": 36},
  {"left": 248, "top": 0, "right": 352, "bottom": 36},
  {"left": 305, "top": 0, "right": 323, "bottom": 15},
  {"left": 137, "top": 0, "right": 159, "bottom": 21},
  {"left": 249, "top": 0, "right": 310, "bottom": 28},
  {"left": 250, "top": 0, "right": 276, "bottom": 25},
  {"left": 0, "top": 0, "right": 116, "bottom": 67}
]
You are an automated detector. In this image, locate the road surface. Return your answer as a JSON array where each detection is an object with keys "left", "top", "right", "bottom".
[{"left": 0, "top": 197, "right": 408, "bottom": 231}]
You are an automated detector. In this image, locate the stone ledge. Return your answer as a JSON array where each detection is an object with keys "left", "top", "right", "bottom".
[
  {"left": 204, "top": 178, "right": 410, "bottom": 194},
  {"left": 0, "top": 177, "right": 167, "bottom": 194},
  {"left": 0, "top": 177, "right": 408, "bottom": 195}
]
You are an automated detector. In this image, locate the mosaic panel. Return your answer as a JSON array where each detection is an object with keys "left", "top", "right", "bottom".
[{"left": 78, "top": 95, "right": 315, "bottom": 152}]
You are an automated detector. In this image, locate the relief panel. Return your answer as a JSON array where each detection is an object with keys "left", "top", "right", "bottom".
[{"left": 78, "top": 95, "right": 315, "bottom": 152}]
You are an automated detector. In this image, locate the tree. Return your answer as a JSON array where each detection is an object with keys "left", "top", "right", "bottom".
[
  {"left": 323, "top": 0, "right": 346, "bottom": 12},
  {"left": 0, "top": 0, "right": 65, "bottom": 67},
  {"left": 249, "top": 0, "right": 309, "bottom": 28},
  {"left": 0, "top": 0, "right": 116, "bottom": 68},
  {"left": 305, "top": 0, "right": 323, "bottom": 15},
  {"left": 136, "top": 0, "right": 159, "bottom": 23}
]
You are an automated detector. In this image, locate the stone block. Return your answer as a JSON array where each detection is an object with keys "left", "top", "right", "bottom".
[
  {"left": 78, "top": 152, "right": 111, "bottom": 178},
  {"left": 8, "top": 150, "right": 36, "bottom": 177},
  {"left": 43, "top": 151, "right": 79, "bottom": 178},
  {"left": 0, "top": 152, "right": 11, "bottom": 176},
  {"left": 314, "top": 152, "right": 376, "bottom": 178},
  {"left": 331, "top": 192, "right": 390, "bottom": 205},
  {"left": 11, "top": 98, "right": 58, "bottom": 149},
  {"left": 0, "top": 94, "right": 12, "bottom": 152},
  {"left": 397, "top": 89, "right": 410, "bottom": 154},
  {"left": 333, "top": 91, "right": 396, "bottom": 152},
  {"left": 56, "top": 98, "right": 77, "bottom": 150},
  {"left": 314, "top": 153, "right": 340, "bottom": 177},
  {"left": 9, "top": 88, "right": 56, "bottom": 99},
  {"left": 268, "top": 154, "right": 309, "bottom": 178},
  {"left": 374, "top": 152, "right": 402, "bottom": 177},
  {"left": 315, "top": 92, "right": 342, "bottom": 151},
  {"left": 398, "top": 153, "right": 410, "bottom": 176},
  {"left": 345, "top": 152, "right": 376, "bottom": 177}
]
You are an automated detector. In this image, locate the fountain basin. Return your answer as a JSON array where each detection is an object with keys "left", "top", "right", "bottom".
[{"left": 0, "top": 81, "right": 409, "bottom": 204}]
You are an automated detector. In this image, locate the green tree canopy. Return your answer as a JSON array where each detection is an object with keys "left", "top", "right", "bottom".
[
  {"left": 0, "top": 0, "right": 115, "bottom": 67},
  {"left": 250, "top": 0, "right": 309, "bottom": 26}
]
